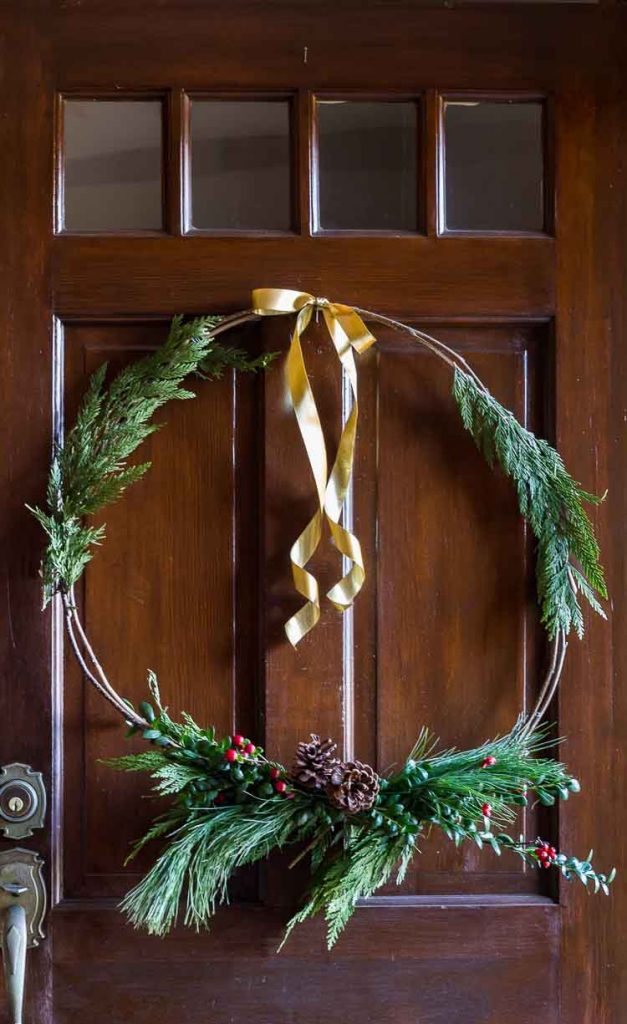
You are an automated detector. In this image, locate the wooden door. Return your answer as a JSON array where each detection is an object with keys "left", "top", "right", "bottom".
[{"left": 1, "top": 4, "right": 625, "bottom": 1022}]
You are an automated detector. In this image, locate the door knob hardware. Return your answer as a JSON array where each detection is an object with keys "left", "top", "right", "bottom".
[
  {"left": 0, "top": 849, "right": 46, "bottom": 1024},
  {"left": 0, "top": 764, "right": 46, "bottom": 840}
]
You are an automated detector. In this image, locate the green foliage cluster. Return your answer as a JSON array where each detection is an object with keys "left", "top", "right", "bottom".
[
  {"left": 452, "top": 369, "right": 607, "bottom": 638},
  {"left": 29, "top": 315, "right": 273, "bottom": 604},
  {"left": 108, "top": 682, "right": 614, "bottom": 950}
]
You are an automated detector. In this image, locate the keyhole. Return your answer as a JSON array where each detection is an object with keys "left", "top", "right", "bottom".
[{"left": 8, "top": 797, "right": 24, "bottom": 815}]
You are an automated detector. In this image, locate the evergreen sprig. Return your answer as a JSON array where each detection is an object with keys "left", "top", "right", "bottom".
[
  {"left": 452, "top": 369, "right": 607, "bottom": 638},
  {"left": 280, "top": 828, "right": 411, "bottom": 950},
  {"left": 107, "top": 686, "right": 614, "bottom": 950},
  {"left": 29, "top": 315, "right": 274, "bottom": 604}
]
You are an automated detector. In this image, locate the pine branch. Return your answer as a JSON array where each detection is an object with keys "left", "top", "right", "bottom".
[
  {"left": 452, "top": 369, "right": 606, "bottom": 638},
  {"left": 382, "top": 722, "right": 574, "bottom": 833},
  {"left": 122, "top": 799, "right": 311, "bottom": 936}
]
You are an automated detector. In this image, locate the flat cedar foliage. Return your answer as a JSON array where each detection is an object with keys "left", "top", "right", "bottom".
[
  {"left": 452, "top": 369, "right": 606, "bottom": 639},
  {"left": 29, "top": 314, "right": 273, "bottom": 605}
]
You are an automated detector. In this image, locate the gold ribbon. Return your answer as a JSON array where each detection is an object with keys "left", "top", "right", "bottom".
[{"left": 252, "top": 288, "right": 376, "bottom": 646}]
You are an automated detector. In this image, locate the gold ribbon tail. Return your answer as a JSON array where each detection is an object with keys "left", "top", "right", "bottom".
[
  {"left": 283, "top": 305, "right": 329, "bottom": 646},
  {"left": 321, "top": 304, "right": 374, "bottom": 609}
]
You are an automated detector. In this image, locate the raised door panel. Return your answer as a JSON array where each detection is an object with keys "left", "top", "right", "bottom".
[
  {"left": 60, "top": 319, "right": 263, "bottom": 897},
  {"left": 360, "top": 322, "right": 550, "bottom": 893},
  {"left": 53, "top": 902, "right": 558, "bottom": 1024}
]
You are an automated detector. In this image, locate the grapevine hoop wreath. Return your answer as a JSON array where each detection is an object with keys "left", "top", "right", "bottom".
[{"left": 31, "top": 288, "right": 615, "bottom": 950}]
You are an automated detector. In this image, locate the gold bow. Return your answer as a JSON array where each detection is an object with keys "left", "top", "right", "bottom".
[{"left": 252, "top": 288, "right": 376, "bottom": 646}]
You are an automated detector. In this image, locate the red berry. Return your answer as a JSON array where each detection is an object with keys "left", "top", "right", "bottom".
[
  {"left": 549, "top": 847, "right": 557, "bottom": 858},
  {"left": 224, "top": 748, "right": 238, "bottom": 763},
  {"left": 243, "top": 742, "right": 256, "bottom": 755},
  {"left": 274, "top": 780, "right": 287, "bottom": 793},
  {"left": 231, "top": 734, "right": 245, "bottom": 747},
  {"left": 269, "top": 767, "right": 281, "bottom": 779},
  {"left": 537, "top": 849, "right": 549, "bottom": 861},
  {"left": 482, "top": 803, "right": 492, "bottom": 818},
  {"left": 482, "top": 756, "right": 497, "bottom": 768},
  {"left": 286, "top": 791, "right": 296, "bottom": 800},
  {"left": 542, "top": 860, "right": 551, "bottom": 869}
]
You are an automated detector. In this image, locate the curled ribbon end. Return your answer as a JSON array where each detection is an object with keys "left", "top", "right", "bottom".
[
  {"left": 327, "top": 566, "right": 366, "bottom": 612},
  {"left": 284, "top": 624, "right": 301, "bottom": 649},
  {"left": 284, "top": 603, "right": 321, "bottom": 648}
]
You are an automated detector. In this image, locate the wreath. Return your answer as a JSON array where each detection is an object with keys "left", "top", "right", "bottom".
[{"left": 30, "top": 289, "right": 614, "bottom": 950}]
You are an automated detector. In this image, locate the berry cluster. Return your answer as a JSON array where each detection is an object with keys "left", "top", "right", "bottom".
[
  {"left": 224, "top": 734, "right": 256, "bottom": 759},
  {"left": 206, "top": 733, "right": 295, "bottom": 807},
  {"left": 535, "top": 839, "right": 558, "bottom": 868},
  {"left": 134, "top": 703, "right": 295, "bottom": 810}
]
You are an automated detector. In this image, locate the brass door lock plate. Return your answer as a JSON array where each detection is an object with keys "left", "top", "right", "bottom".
[{"left": 0, "top": 765, "right": 46, "bottom": 840}]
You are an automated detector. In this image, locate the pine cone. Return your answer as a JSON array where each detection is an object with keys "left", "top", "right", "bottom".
[
  {"left": 326, "top": 760, "right": 380, "bottom": 814},
  {"left": 290, "top": 734, "right": 340, "bottom": 790}
]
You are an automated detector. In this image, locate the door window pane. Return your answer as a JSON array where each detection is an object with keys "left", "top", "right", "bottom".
[
  {"left": 316, "top": 100, "right": 418, "bottom": 231},
  {"left": 63, "top": 100, "right": 163, "bottom": 232},
  {"left": 190, "top": 100, "right": 291, "bottom": 230},
  {"left": 443, "top": 101, "right": 544, "bottom": 232}
]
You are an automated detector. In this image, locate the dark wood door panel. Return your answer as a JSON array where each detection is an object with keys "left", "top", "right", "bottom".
[
  {"left": 360, "top": 324, "right": 549, "bottom": 893},
  {"left": 53, "top": 237, "right": 554, "bottom": 318},
  {"left": 60, "top": 320, "right": 263, "bottom": 897},
  {"left": 368, "top": 327, "right": 542, "bottom": 751},
  {"left": 52, "top": 903, "right": 559, "bottom": 1024},
  {"left": 50, "top": 5, "right": 613, "bottom": 92}
]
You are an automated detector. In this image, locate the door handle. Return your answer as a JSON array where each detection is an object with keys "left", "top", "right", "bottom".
[
  {"left": 0, "top": 850, "right": 46, "bottom": 1024},
  {"left": 2, "top": 898, "right": 27, "bottom": 1024}
]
